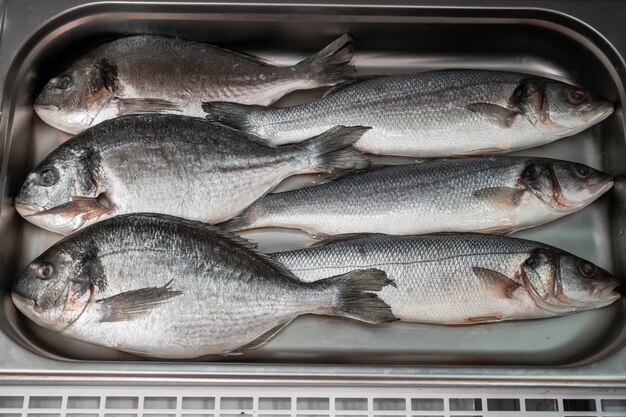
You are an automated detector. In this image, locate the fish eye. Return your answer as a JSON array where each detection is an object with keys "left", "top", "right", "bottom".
[
  {"left": 37, "top": 167, "right": 59, "bottom": 187},
  {"left": 37, "top": 262, "right": 55, "bottom": 280},
  {"left": 55, "top": 75, "right": 73, "bottom": 90},
  {"left": 574, "top": 165, "right": 590, "bottom": 179},
  {"left": 579, "top": 262, "right": 596, "bottom": 278},
  {"left": 567, "top": 89, "right": 587, "bottom": 105}
]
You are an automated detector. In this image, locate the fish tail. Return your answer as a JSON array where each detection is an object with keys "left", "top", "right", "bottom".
[
  {"left": 202, "top": 101, "right": 262, "bottom": 132},
  {"left": 220, "top": 205, "right": 257, "bottom": 231},
  {"left": 296, "top": 34, "right": 356, "bottom": 86},
  {"left": 294, "top": 125, "right": 371, "bottom": 173},
  {"left": 315, "top": 268, "right": 397, "bottom": 324}
]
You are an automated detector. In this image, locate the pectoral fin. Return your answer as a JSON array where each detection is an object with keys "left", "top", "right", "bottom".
[
  {"left": 97, "top": 279, "right": 183, "bottom": 322},
  {"left": 322, "top": 76, "right": 381, "bottom": 97},
  {"left": 472, "top": 186, "right": 527, "bottom": 208},
  {"left": 27, "top": 193, "right": 113, "bottom": 221},
  {"left": 466, "top": 102, "right": 521, "bottom": 128},
  {"left": 222, "top": 319, "right": 293, "bottom": 355},
  {"left": 472, "top": 266, "right": 522, "bottom": 299},
  {"left": 114, "top": 98, "right": 181, "bottom": 115},
  {"left": 309, "top": 233, "right": 383, "bottom": 248}
]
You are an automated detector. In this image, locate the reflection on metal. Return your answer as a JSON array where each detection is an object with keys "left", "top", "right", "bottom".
[{"left": 0, "top": 0, "right": 625, "bottom": 386}]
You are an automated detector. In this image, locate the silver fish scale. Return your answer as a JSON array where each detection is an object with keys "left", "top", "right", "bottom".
[
  {"left": 250, "top": 71, "right": 530, "bottom": 155},
  {"left": 16, "top": 114, "right": 372, "bottom": 235},
  {"left": 94, "top": 36, "right": 310, "bottom": 109},
  {"left": 234, "top": 157, "right": 564, "bottom": 235},
  {"left": 75, "top": 115, "right": 318, "bottom": 225},
  {"left": 35, "top": 35, "right": 358, "bottom": 134},
  {"left": 270, "top": 234, "right": 549, "bottom": 324},
  {"left": 61, "top": 215, "right": 341, "bottom": 358}
]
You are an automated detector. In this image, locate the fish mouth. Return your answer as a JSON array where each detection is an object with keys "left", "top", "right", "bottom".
[
  {"left": 15, "top": 202, "right": 75, "bottom": 218},
  {"left": 15, "top": 202, "right": 81, "bottom": 235},
  {"left": 527, "top": 273, "right": 621, "bottom": 313},
  {"left": 33, "top": 103, "right": 59, "bottom": 112},
  {"left": 552, "top": 177, "right": 614, "bottom": 209},
  {"left": 596, "top": 280, "right": 621, "bottom": 301},
  {"left": 582, "top": 280, "right": 622, "bottom": 310},
  {"left": 11, "top": 292, "right": 36, "bottom": 312},
  {"left": 15, "top": 202, "right": 44, "bottom": 217},
  {"left": 11, "top": 290, "right": 69, "bottom": 330},
  {"left": 588, "top": 177, "right": 615, "bottom": 196},
  {"left": 582, "top": 101, "right": 614, "bottom": 123}
]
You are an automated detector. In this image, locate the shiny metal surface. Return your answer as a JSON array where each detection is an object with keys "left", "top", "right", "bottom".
[{"left": 0, "top": 0, "right": 626, "bottom": 385}]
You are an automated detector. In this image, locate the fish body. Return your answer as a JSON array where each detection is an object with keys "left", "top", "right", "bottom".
[
  {"left": 11, "top": 214, "right": 395, "bottom": 358},
  {"left": 204, "top": 71, "right": 614, "bottom": 157},
  {"left": 15, "top": 114, "right": 369, "bottom": 235},
  {"left": 222, "top": 157, "right": 613, "bottom": 236},
  {"left": 35, "top": 35, "right": 355, "bottom": 134},
  {"left": 270, "top": 233, "right": 621, "bottom": 324}
]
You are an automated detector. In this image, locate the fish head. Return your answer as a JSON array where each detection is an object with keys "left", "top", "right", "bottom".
[
  {"left": 512, "top": 78, "right": 613, "bottom": 138},
  {"left": 35, "top": 62, "right": 114, "bottom": 134},
  {"left": 550, "top": 161, "right": 613, "bottom": 207},
  {"left": 519, "top": 160, "right": 613, "bottom": 211},
  {"left": 543, "top": 81, "right": 614, "bottom": 134},
  {"left": 557, "top": 253, "right": 621, "bottom": 309},
  {"left": 521, "top": 248, "right": 620, "bottom": 314},
  {"left": 12, "top": 239, "right": 99, "bottom": 331},
  {"left": 15, "top": 147, "right": 102, "bottom": 234}
]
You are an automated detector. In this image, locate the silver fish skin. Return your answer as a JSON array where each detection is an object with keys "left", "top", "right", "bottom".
[
  {"left": 11, "top": 214, "right": 396, "bottom": 359},
  {"left": 203, "top": 70, "right": 614, "bottom": 157},
  {"left": 270, "top": 233, "right": 621, "bottom": 324},
  {"left": 34, "top": 35, "right": 355, "bottom": 134},
  {"left": 222, "top": 157, "right": 613, "bottom": 236},
  {"left": 15, "top": 114, "right": 370, "bottom": 235}
]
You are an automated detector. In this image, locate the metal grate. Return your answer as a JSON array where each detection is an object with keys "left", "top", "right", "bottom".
[{"left": 0, "top": 386, "right": 625, "bottom": 417}]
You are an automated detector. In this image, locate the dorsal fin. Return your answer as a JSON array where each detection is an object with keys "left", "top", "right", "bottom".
[
  {"left": 310, "top": 233, "right": 384, "bottom": 248},
  {"left": 172, "top": 216, "right": 296, "bottom": 278},
  {"left": 113, "top": 213, "right": 304, "bottom": 278},
  {"left": 310, "top": 164, "right": 390, "bottom": 186},
  {"left": 322, "top": 75, "right": 383, "bottom": 97},
  {"left": 122, "top": 213, "right": 259, "bottom": 251},
  {"left": 205, "top": 44, "right": 273, "bottom": 66},
  {"left": 249, "top": 246, "right": 302, "bottom": 280}
]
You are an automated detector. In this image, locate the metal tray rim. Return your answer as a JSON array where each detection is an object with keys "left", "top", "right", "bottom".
[{"left": 1, "top": 0, "right": 626, "bottom": 386}]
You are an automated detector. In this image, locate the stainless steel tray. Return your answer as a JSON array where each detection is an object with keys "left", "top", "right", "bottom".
[{"left": 0, "top": 0, "right": 625, "bottom": 386}]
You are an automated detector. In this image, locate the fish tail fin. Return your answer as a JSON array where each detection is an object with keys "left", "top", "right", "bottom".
[
  {"left": 220, "top": 206, "right": 257, "bottom": 232},
  {"left": 315, "top": 268, "right": 397, "bottom": 324},
  {"left": 202, "top": 101, "right": 263, "bottom": 132},
  {"left": 297, "top": 34, "right": 356, "bottom": 86},
  {"left": 293, "top": 125, "right": 371, "bottom": 173}
]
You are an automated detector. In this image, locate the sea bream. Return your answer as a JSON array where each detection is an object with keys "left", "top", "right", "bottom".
[
  {"left": 11, "top": 214, "right": 396, "bottom": 359},
  {"left": 34, "top": 35, "right": 355, "bottom": 134},
  {"left": 222, "top": 156, "right": 613, "bottom": 236},
  {"left": 270, "top": 233, "right": 621, "bottom": 324},
  {"left": 203, "top": 70, "right": 614, "bottom": 157},
  {"left": 15, "top": 114, "right": 370, "bottom": 235}
]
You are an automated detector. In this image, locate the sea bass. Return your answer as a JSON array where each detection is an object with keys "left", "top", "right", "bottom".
[
  {"left": 15, "top": 114, "right": 369, "bottom": 235},
  {"left": 270, "top": 233, "right": 621, "bottom": 324},
  {"left": 11, "top": 214, "right": 396, "bottom": 359},
  {"left": 203, "top": 71, "right": 614, "bottom": 157},
  {"left": 35, "top": 35, "right": 355, "bottom": 134},
  {"left": 222, "top": 157, "right": 613, "bottom": 236}
]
